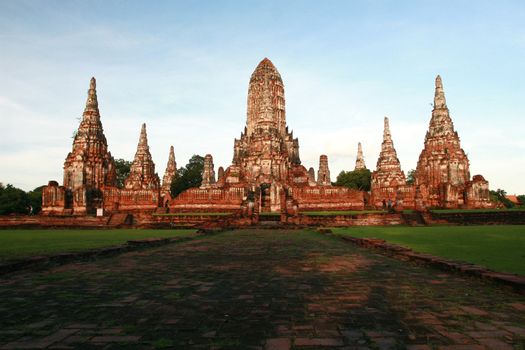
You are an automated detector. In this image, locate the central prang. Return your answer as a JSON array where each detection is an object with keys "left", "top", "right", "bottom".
[
  {"left": 228, "top": 58, "right": 303, "bottom": 188},
  {"left": 176, "top": 58, "right": 362, "bottom": 213}
]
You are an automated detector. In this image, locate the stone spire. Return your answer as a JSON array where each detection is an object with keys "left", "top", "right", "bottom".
[
  {"left": 354, "top": 142, "right": 366, "bottom": 170},
  {"left": 383, "top": 116, "right": 392, "bottom": 141},
  {"left": 200, "top": 154, "right": 216, "bottom": 188},
  {"left": 63, "top": 77, "right": 116, "bottom": 190},
  {"left": 161, "top": 145, "right": 177, "bottom": 196},
  {"left": 317, "top": 155, "right": 331, "bottom": 186},
  {"left": 375, "top": 117, "right": 405, "bottom": 176},
  {"left": 434, "top": 75, "right": 447, "bottom": 109},
  {"left": 124, "top": 123, "right": 160, "bottom": 190},
  {"left": 427, "top": 75, "right": 455, "bottom": 138},
  {"left": 246, "top": 58, "right": 286, "bottom": 136},
  {"left": 308, "top": 167, "right": 315, "bottom": 183},
  {"left": 83, "top": 77, "right": 99, "bottom": 119},
  {"left": 217, "top": 166, "right": 225, "bottom": 182},
  {"left": 370, "top": 117, "right": 406, "bottom": 206},
  {"left": 416, "top": 75, "right": 471, "bottom": 206}
]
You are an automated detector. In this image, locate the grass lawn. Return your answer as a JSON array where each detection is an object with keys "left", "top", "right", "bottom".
[
  {"left": 431, "top": 208, "right": 525, "bottom": 214},
  {"left": 302, "top": 210, "right": 386, "bottom": 216},
  {"left": 153, "top": 212, "right": 232, "bottom": 216},
  {"left": 0, "top": 229, "right": 197, "bottom": 261},
  {"left": 332, "top": 225, "right": 525, "bottom": 276}
]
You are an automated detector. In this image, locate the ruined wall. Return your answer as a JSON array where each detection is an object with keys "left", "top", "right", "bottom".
[
  {"left": 290, "top": 186, "right": 365, "bottom": 211},
  {"left": 170, "top": 187, "right": 246, "bottom": 212}
]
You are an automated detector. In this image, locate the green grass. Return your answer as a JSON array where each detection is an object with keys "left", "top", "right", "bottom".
[
  {"left": 302, "top": 210, "right": 386, "bottom": 216},
  {"left": 259, "top": 212, "right": 281, "bottom": 216},
  {"left": 153, "top": 212, "right": 232, "bottom": 216},
  {"left": 332, "top": 225, "right": 525, "bottom": 276},
  {"left": 0, "top": 229, "right": 197, "bottom": 261},
  {"left": 431, "top": 208, "right": 525, "bottom": 214}
]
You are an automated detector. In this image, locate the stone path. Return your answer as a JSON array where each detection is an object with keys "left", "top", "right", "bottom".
[{"left": 0, "top": 229, "right": 524, "bottom": 349}]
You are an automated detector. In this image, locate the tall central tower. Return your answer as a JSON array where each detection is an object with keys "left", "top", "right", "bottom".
[
  {"left": 246, "top": 58, "right": 286, "bottom": 136},
  {"left": 231, "top": 58, "right": 301, "bottom": 189}
]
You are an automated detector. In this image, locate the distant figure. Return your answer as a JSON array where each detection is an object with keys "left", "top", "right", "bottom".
[
  {"left": 382, "top": 199, "right": 386, "bottom": 210},
  {"left": 387, "top": 199, "right": 392, "bottom": 212},
  {"left": 28, "top": 205, "right": 33, "bottom": 215}
]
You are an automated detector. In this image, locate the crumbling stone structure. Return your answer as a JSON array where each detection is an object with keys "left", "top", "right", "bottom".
[
  {"left": 170, "top": 58, "right": 364, "bottom": 213},
  {"left": 160, "top": 145, "right": 177, "bottom": 204},
  {"left": 42, "top": 79, "right": 162, "bottom": 215},
  {"left": 369, "top": 76, "right": 492, "bottom": 210},
  {"left": 42, "top": 63, "right": 492, "bottom": 217},
  {"left": 125, "top": 124, "right": 161, "bottom": 190},
  {"left": 200, "top": 154, "right": 216, "bottom": 189},
  {"left": 317, "top": 155, "right": 331, "bottom": 186},
  {"left": 414, "top": 76, "right": 492, "bottom": 209},
  {"left": 370, "top": 117, "right": 413, "bottom": 208},
  {"left": 42, "top": 78, "right": 116, "bottom": 215}
]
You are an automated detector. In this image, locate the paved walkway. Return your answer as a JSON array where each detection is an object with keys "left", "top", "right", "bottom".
[{"left": 0, "top": 229, "right": 524, "bottom": 349}]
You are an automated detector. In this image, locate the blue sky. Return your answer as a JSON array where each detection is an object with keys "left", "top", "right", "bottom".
[{"left": 1, "top": 0, "right": 524, "bottom": 193}]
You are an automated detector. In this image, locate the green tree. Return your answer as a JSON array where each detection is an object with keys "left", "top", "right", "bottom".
[
  {"left": 114, "top": 159, "right": 132, "bottom": 188},
  {"left": 489, "top": 188, "right": 515, "bottom": 208},
  {"left": 517, "top": 195, "right": 525, "bottom": 207},
  {"left": 406, "top": 169, "right": 416, "bottom": 185},
  {"left": 0, "top": 183, "right": 30, "bottom": 215},
  {"left": 27, "top": 186, "right": 44, "bottom": 214},
  {"left": 170, "top": 155, "right": 204, "bottom": 197},
  {"left": 335, "top": 168, "right": 371, "bottom": 191}
]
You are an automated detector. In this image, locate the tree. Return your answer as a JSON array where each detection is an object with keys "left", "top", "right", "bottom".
[
  {"left": 170, "top": 155, "right": 204, "bottom": 197},
  {"left": 335, "top": 169, "right": 371, "bottom": 191},
  {"left": 406, "top": 169, "right": 416, "bottom": 185},
  {"left": 0, "top": 183, "right": 30, "bottom": 215},
  {"left": 27, "top": 186, "right": 44, "bottom": 214},
  {"left": 114, "top": 159, "right": 132, "bottom": 188},
  {"left": 517, "top": 195, "right": 525, "bottom": 207},
  {"left": 489, "top": 188, "right": 515, "bottom": 208}
]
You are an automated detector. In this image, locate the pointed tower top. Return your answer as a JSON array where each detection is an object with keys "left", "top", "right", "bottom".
[
  {"left": 137, "top": 123, "right": 149, "bottom": 150},
  {"left": 251, "top": 57, "right": 281, "bottom": 80},
  {"left": 246, "top": 57, "right": 286, "bottom": 136},
  {"left": 167, "top": 145, "right": 175, "bottom": 164},
  {"left": 124, "top": 123, "right": 160, "bottom": 190},
  {"left": 257, "top": 57, "right": 275, "bottom": 68},
  {"left": 355, "top": 142, "right": 366, "bottom": 170},
  {"left": 373, "top": 116, "right": 405, "bottom": 184},
  {"left": 161, "top": 145, "right": 177, "bottom": 195},
  {"left": 84, "top": 76, "right": 99, "bottom": 116},
  {"left": 434, "top": 74, "right": 447, "bottom": 109},
  {"left": 383, "top": 116, "right": 392, "bottom": 141}
]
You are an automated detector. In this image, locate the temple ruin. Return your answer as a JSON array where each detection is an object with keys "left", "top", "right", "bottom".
[{"left": 42, "top": 59, "right": 493, "bottom": 217}]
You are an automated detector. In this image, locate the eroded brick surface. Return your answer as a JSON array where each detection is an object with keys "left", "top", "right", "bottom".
[{"left": 0, "top": 230, "right": 524, "bottom": 349}]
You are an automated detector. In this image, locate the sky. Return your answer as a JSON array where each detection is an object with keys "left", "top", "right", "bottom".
[{"left": 0, "top": 0, "right": 524, "bottom": 194}]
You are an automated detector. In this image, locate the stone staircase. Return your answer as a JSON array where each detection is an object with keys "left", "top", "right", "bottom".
[
  {"left": 255, "top": 213, "right": 292, "bottom": 229},
  {"left": 107, "top": 213, "right": 133, "bottom": 227},
  {"left": 402, "top": 211, "right": 426, "bottom": 226},
  {"left": 154, "top": 207, "right": 169, "bottom": 214}
]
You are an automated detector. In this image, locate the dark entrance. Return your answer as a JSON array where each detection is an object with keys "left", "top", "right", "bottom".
[{"left": 260, "top": 183, "right": 271, "bottom": 212}]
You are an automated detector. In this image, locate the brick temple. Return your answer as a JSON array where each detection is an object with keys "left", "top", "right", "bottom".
[{"left": 42, "top": 59, "right": 492, "bottom": 217}]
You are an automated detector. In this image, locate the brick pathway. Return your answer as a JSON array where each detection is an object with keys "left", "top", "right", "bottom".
[{"left": 0, "top": 229, "right": 524, "bottom": 349}]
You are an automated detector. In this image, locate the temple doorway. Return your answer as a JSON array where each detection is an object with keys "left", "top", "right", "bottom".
[{"left": 260, "top": 183, "right": 271, "bottom": 212}]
